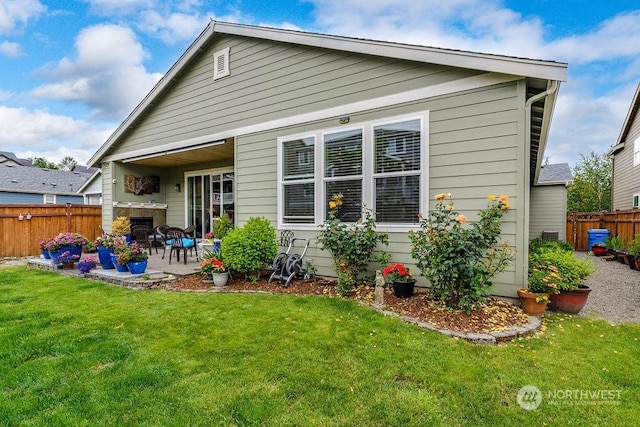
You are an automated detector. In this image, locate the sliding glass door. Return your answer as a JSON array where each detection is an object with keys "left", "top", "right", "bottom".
[{"left": 187, "top": 171, "right": 234, "bottom": 238}]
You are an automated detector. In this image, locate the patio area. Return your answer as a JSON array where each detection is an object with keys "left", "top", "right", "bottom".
[{"left": 27, "top": 247, "right": 202, "bottom": 289}]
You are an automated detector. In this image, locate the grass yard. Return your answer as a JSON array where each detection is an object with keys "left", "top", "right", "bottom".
[{"left": 0, "top": 266, "right": 638, "bottom": 426}]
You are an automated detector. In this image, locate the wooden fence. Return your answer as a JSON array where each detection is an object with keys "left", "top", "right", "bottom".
[
  {"left": 566, "top": 210, "right": 640, "bottom": 251},
  {"left": 0, "top": 204, "right": 102, "bottom": 258}
]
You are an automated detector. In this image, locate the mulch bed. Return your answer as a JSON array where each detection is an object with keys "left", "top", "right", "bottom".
[{"left": 169, "top": 274, "right": 532, "bottom": 335}]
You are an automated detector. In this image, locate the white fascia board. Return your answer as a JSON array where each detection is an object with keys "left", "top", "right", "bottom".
[
  {"left": 213, "top": 21, "right": 568, "bottom": 82},
  {"left": 103, "top": 72, "right": 519, "bottom": 163}
]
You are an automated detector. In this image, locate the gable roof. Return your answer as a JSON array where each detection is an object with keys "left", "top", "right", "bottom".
[
  {"left": 607, "top": 82, "right": 640, "bottom": 157},
  {"left": 0, "top": 151, "right": 33, "bottom": 167},
  {"left": 88, "top": 21, "right": 567, "bottom": 168},
  {"left": 0, "top": 164, "right": 94, "bottom": 195},
  {"left": 537, "top": 163, "right": 573, "bottom": 185}
]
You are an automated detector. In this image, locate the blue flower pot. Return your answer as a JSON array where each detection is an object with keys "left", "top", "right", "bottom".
[
  {"left": 41, "top": 249, "right": 51, "bottom": 259},
  {"left": 127, "top": 260, "right": 148, "bottom": 275},
  {"left": 97, "top": 245, "right": 115, "bottom": 269},
  {"left": 111, "top": 254, "right": 128, "bottom": 272},
  {"left": 60, "top": 245, "right": 82, "bottom": 258},
  {"left": 48, "top": 249, "right": 62, "bottom": 263}
]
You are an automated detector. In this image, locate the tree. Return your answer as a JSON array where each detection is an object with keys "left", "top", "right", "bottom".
[
  {"left": 58, "top": 156, "right": 77, "bottom": 171},
  {"left": 30, "top": 157, "right": 58, "bottom": 169},
  {"left": 567, "top": 151, "right": 612, "bottom": 212}
]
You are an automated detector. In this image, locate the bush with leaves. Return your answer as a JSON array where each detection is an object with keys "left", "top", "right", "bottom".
[
  {"left": 528, "top": 246, "right": 595, "bottom": 291},
  {"left": 221, "top": 217, "right": 277, "bottom": 280},
  {"left": 409, "top": 193, "right": 514, "bottom": 313},
  {"left": 317, "top": 194, "right": 388, "bottom": 296},
  {"left": 214, "top": 213, "right": 234, "bottom": 240}
]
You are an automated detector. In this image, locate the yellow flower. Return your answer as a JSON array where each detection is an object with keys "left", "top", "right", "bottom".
[
  {"left": 456, "top": 214, "right": 468, "bottom": 224},
  {"left": 488, "top": 194, "right": 496, "bottom": 201},
  {"left": 446, "top": 204, "right": 454, "bottom": 211},
  {"left": 499, "top": 194, "right": 509, "bottom": 202},
  {"left": 329, "top": 200, "right": 337, "bottom": 209},
  {"left": 501, "top": 203, "right": 510, "bottom": 211},
  {"left": 434, "top": 193, "right": 447, "bottom": 201}
]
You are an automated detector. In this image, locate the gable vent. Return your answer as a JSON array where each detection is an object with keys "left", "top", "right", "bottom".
[{"left": 213, "top": 47, "right": 230, "bottom": 80}]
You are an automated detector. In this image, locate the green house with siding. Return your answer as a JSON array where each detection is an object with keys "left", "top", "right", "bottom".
[{"left": 88, "top": 21, "right": 567, "bottom": 297}]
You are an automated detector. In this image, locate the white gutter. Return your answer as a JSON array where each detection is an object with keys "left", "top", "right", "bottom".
[{"left": 526, "top": 80, "right": 559, "bottom": 186}]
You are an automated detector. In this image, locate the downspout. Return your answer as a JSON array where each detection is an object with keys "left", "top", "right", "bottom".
[{"left": 522, "top": 80, "right": 558, "bottom": 289}]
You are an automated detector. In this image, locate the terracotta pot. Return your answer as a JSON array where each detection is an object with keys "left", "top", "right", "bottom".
[
  {"left": 62, "top": 261, "right": 74, "bottom": 270},
  {"left": 635, "top": 257, "right": 640, "bottom": 270},
  {"left": 615, "top": 250, "right": 627, "bottom": 264},
  {"left": 548, "top": 285, "right": 592, "bottom": 314},
  {"left": 517, "top": 288, "right": 548, "bottom": 316},
  {"left": 592, "top": 246, "right": 607, "bottom": 256}
]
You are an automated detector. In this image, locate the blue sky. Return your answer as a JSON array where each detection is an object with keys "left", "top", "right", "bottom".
[{"left": 1, "top": 0, "right": 639, "bottom": 168}]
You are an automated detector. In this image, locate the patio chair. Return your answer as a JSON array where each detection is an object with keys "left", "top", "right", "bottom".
[
  {"left": 131, "top": 225, "right": 152, "bottom": 255},
  {"left": 164, "top": 227, "right": 198, "bottom": 264},
  {"left": 149, "top": 224, "right": 169, "bottom": 255}
]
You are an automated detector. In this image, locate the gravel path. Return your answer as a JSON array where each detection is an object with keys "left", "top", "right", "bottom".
[{"left": 577, "top": 252, "right": 640, "bottom": 324}]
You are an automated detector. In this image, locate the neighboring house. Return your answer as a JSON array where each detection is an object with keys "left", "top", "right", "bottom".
[
  {"left": 608, "top": 82, "right": 640, "bottom": 210},
  {"left": 77, "top": 168, "right": 103, "bottom": 205},
  {"left": 529, "top": 163, "right": 573, "bottom": 241},
  {"left": 0, "top": 151, "right": 32, "bottom": 167},
  {"left": 88, "top": 21, "right": 567, "bottom": 297},
  {"left": 0, "top": 163, "right": 96, "bottom": 204}
]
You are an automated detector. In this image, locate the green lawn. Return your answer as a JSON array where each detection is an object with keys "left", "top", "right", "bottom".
[{"left": 0, "top": 266, "right": 638, "bottom": 426}]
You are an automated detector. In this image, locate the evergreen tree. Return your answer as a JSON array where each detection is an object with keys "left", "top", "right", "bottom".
[{"left": 567, "top": 151, "right": 612, "bottom": 212}]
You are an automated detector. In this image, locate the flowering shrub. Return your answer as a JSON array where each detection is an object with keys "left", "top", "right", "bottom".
[
  {"left": 78, "top": 256, "right": 97, "bottom": 273},
  {"left": 39, "top": 239, "right": 54, "bottom": 251},
  {"left": 112, "top": 216, "right": 131, "bottom": 236},
  {"left": 94, "top": 233, "right": 127, "bottom": 250},
  {"left": 528, "top": 245, "right": 595, "bottom": 292},
  {"left": 409, "top": 193, "right": 514, "bottom": 313},
  {"left": 200, "top": 257, "right": 226, "bottom": 274},
  {"left": 317, "top": 193, "right": 388, "bottom": 296},
  {"left": 114, "top": 242, "right": 149, "bottom": 264},
  {"left": 48, "top": 232, "right": 88, "bottom": 251},
  {"left": 54, "top": 251, "right": 80, "bottom": 264},
  {"left": 382, "top": 263, "right": 414, "bottom": 282}
]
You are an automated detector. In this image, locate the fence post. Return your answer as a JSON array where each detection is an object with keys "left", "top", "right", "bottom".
[{"left": 66, "top": 202, "right": 71, "bottom": 231}]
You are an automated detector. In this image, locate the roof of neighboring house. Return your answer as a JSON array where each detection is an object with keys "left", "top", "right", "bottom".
[
  {"left": 88, "top": 20, "right": 567, "bottom": 167},
  {"left": 0, "top": 151, "right": 33, "bottom": 167},
  {"left": 537, "top": 163, "right": 573, "bottom": 185},
  {"left": 608, "top": 82, "right": 640, "bottom": 157},
  {"left": 0, "top": 164, "right": 95, "bottom": 195}
]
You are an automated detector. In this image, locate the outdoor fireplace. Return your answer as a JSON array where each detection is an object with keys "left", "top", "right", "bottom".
[{"left": 130, "top": 217, "right": 154, "bottom": 229}]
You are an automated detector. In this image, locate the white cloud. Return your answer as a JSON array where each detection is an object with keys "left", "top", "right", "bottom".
[
  {"left": 0, "top": 40, "right": 22, "bottom": 57},
  {"left": 0, "top": 0, "right": 46, "bottom": 34},
  {"left": 0, "top": 106, "right": 115, "bottom": 164},
  {"left": 138, "top": 10, "right": 210, "bottom": 44},
  {"left": 30, "top": 24, "right": 163, "bottom": 120},
  {"left": 84, "top": 0, "right": 157, "bottom": 16}
]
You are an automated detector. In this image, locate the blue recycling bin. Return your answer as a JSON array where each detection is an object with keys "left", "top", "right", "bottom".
[{"left": 587, "top": 229, "right": 610, "bottom": 251}]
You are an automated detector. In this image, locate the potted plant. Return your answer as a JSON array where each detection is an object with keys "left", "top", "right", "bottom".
[
  {"left": 591, "top": 242, "right": 607, "bottom": 257},
  {"left": 114, "top": 241, "right": 149, "bottom": 274},
  {"left": 530, "top": 244, "right": 596, "bottom": 314},
  {"left": 604, "top": 234, "right": 623, "bottom": 256},
  {"left": 200, "top": 251, "right": 228, "bottom": 286},
  {"left": 519, "top": 265, "right": 560, "bottom": 316},
  {"left": 626, "top": 234, "right": 640, "bottom": 270},
  {"left": 48, "top": 232, "right": 88, "bottom": 261},
  {"left": 94, "top": 234, "right": 127, "bottom": 269},
  {"left": 54, "top": 250, "right": 81, "bottom": 269},
  {"left": 78, "top": 256, "right": 97, "bottom": 274},
  {"left": 39, "top": 239, "right": 53, "bottom": 259},
  {"left": 383, "top": 262, "right": 416, "bottom": 298},
  {"left": 112, "top": 216, "right": 132, "bottom": 241}
]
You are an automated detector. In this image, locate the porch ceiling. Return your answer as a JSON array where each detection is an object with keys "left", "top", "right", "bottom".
[{"left": 124, "top": 139, "right": 234, "bottom": 167}]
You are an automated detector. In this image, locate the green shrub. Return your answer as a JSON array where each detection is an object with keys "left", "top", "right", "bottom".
[
  {"left": 528, "top": 247, "right": 596, "bottom": 291},
  {"left": 317, "top": 194, "right": 388, "bottom": 296},
  {"left": 221, "top": 217, "right": 277, "bottom": 280},
  {"left": 214, "top": 213, "right": 234, "bottom": 240},
  {"left": 528, "top": 237, "right": 573, "bottom": 254}
]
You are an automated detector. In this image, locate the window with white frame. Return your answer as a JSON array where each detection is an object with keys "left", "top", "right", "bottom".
[
  {"left": 634, "top": 137, "right": 640, "bottom": 167},
  {"left": 634, "top": 193, "right": 639, "bottom": 209},
  {"left": 279, "top": 114, "right": 426, "bottom": 227},
  {"left": 43, "top": 194, "right": 55, "bottom": 204}
]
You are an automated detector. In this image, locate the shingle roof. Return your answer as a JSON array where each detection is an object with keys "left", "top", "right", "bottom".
[
  {"left": 0, "top": 164, "right": 94, "bottom": 194},
  {"left": 0, "top": 151, "right": 33, "bottom": 167},
  {"left": 538, "top": 163, "right": 573, "bottom": 185}
]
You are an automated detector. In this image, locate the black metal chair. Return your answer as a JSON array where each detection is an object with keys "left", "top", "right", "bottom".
[
  {"left": 164, "top": 227, "right": 198, "bottom": 264},
  {"left": 131, "top": 225, "right": 152, "bottom": 255}
]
